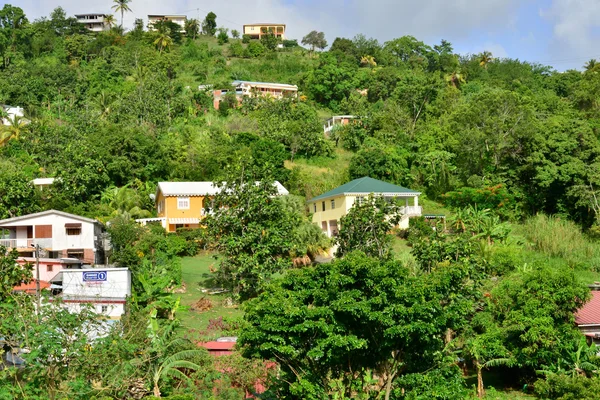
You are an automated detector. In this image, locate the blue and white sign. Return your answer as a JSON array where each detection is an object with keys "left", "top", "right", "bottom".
[{"left": 83, "top": 271, "right": 107, "bottom": 282}]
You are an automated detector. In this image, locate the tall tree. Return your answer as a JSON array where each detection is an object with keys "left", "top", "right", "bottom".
[
  {"left": 104, "top": 14, "right": 116, "bottom": 29},
  {"left": 205, "top": 167, "right": 301, "bottom": 300},
  {"left": 301, "top": 30, "right": 327, "bottom": 52},
  {"left": 111, "top": 0, "right": 132, "bottom": 29},
  {"left": 201, "top": 11, "right": 217, "bottom": 36},
  {"left": 335, "top": 195, "right": 402, "bottom": 259},
  {"left": 478, "top": 51, "right": 494, "bottom": 68},
  {"left": 240, "top": 252, "right": 477, "bottom": 399},
  {"left": 184, "top": 18, "right": 199, "bottom": 39}
]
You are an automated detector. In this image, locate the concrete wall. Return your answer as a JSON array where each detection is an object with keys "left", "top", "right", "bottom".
[{"left": 61, "top": 268, "right": 131, "bottom": 298}]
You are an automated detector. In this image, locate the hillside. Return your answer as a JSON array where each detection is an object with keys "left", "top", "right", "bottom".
[{"left": 4, "top": 4, "right": 600, "bottom": 400}]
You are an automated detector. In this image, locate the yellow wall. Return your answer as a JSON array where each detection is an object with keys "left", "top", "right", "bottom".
[
  {"left": 156, "top": 191, "right": 207, "bottom": 232},
  {"left": 243, "top": 24, "right": 285, "bottom": 37},
  {"left": 309, "top": 194, "right": 416, "bottom": 236},
  {"left": 310, "top": 195, "right": 348, "bottom": 237}
]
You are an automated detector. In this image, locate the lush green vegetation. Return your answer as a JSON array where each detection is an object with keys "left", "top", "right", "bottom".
[{"left": 3, "top": 2, "right": 600, "bottom": 399}]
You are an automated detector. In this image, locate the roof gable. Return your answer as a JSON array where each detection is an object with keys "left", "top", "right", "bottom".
[
  {"left": 308, "top": 177, "right": 420, "bottom": 202},
  {"left": 0, "top": 210, "right": 98, "bottom": 226}
]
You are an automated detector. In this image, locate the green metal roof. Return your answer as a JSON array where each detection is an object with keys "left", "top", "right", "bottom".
[{"left": 308, "top": 177, "right": 420, "bottom": 202}]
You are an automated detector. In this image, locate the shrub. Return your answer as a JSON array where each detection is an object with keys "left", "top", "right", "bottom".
[
  {"left": 228, "top": 41, "right": 244, "bottom": 57},
  {"left": 283, "top": 39, "right": 298, "bottom": 48},
  {"left": 534, "top": 374, "right": 600, "bottom": 400},
  {"left": 241, "top": 34, "right": 251, "bottom": 44},
  {"left": 246, "top": 41, "right": 265, "bottom": 57},
  {"left": 442, "top": 185, "right": 519, "bottom": 220}
]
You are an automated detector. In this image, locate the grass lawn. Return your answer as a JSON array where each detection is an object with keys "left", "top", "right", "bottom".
[{"left": 175, "top": 252, "right": 244, "bottom": 341}]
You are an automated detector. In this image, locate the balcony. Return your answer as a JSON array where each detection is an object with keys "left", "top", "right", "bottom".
[
  {"left": 399, "top": 206, "right": 422, "bottom": 217},
  {"left": 0, "top": 238, "right": 53, "bottom": 250}
]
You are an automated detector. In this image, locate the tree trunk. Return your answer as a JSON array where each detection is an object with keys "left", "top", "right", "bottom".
[
  {"left": 475, "top": 361, "right": 485, "bottom": 398},
  {"left": 153, "top": 380, "right": 161, "bottom": 397}
]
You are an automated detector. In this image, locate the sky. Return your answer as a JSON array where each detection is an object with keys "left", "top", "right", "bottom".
[{"left": 9, "top": 0, "right": 600, "bottom": 71}]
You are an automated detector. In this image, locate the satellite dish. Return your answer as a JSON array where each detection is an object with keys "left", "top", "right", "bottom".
[{"left": 149, "top": 194, "right": 156, "bottom": 201}]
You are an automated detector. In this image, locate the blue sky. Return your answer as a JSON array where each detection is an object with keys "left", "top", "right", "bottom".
[{"left": 10, "top": 0, "right": 600, "bottom": 71}]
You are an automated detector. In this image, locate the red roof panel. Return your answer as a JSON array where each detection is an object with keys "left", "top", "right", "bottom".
[
  {"left": 576, "top": 291, "right": 600, "bottom": 325},
  {"left": 198, "top": 341, "right": 236, "bottom": 351}
]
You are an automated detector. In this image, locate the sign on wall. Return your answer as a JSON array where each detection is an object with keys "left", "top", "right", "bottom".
[{"left": 83, "top": 271, "right": 107, "bottom": 282}]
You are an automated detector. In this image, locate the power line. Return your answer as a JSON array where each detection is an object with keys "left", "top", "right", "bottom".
[{"left": 180, "top": 7, "right": 242, "bottom": 27}]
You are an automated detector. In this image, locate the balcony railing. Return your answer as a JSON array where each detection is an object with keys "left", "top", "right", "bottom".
[
  {"left": 399, "top": 206, "right": 422, "bottom": 216},
  {"left": 0, "top": 238, "right": 53, "bottom": 249}
]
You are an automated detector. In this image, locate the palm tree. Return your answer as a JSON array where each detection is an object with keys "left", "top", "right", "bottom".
[
  {"left": 153, "top": 29, "right": 173, "bottom": 53},
  {"left": 111, "top": 0, "right": 132, "bottom": 29},
  {"left": 585, "top": 59, "right": 598, "bottom": 73},
  {"left": 104, "top": 14, "right": 116, "bottom": 29},
  {"left": 93, "top": 91, "right": 114, "bottom": 119},
  {"left": 360, "top": 55, "right": 377, "bottom": 69},
  {"left": 0, "top": 115, "right": 28, "bottom": 146},
  {"left": 184, "top": 18, "right": 199, "bottom": 40},
  {"left": 445, "top": 69, "right": 466, "bottom": 88},
  {"left": 478, "top": 51, "right": 494, "bottom": 69}
]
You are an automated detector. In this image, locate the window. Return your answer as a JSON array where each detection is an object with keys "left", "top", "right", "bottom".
[
  {"left": 313, "top": 203, "right": 317, "bottom": 213},
  {"left": 331, "top": 199, "right": 335, "bottom": 209},
  {"left": 101, "top": 305, "right": 108, "bottom": 313},
  {"left": 67, "top": 249, "right": 84, "bottom": 260},
  {"left": 322, "top": 202, "right": 326, "bottom": 212},
  {"left": 177, "top": 197, "right": 190, "bottom": 210},
  {"left": 356, "top": 196, "right": 363, "bottom": 206},
  {"left": 157, "top": 200, "right": 164, "bottom": 214},
  {"left": 65, "top": 223, "right": 82, "bottom": 235},
  {"left": 47, "top": 265, "right": 53, "bottom": 272}
]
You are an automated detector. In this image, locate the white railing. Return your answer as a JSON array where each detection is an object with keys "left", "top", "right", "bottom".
[
  {"left": 399, "top": 206, "right": 422, "bottom": 217},
  {"left": 0, "top": 238, "right": 53, "bottom": 249}
]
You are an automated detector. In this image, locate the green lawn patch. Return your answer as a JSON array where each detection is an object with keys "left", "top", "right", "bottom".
[{"left": 175, "top": 252, "right": 243, "bottom": 341}]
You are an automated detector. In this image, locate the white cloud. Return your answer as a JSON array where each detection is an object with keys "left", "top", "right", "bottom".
[{"left": 540, "top": 0, "right": 600, "bottom": 66}]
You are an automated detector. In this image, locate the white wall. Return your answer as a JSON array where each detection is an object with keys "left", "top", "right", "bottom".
[
  {"left": 63, "top": 302, "right": 125, "bottom": 319},
  {"left": 5, "top": 213, "right": 96, "bottom": 250},
  {"left": 61, "top": 268, "right": 131, "bottom": 299}
]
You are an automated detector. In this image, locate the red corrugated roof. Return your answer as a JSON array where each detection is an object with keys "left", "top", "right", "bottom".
[
  {"left": 13, "top": 280, "right": 51, "bottom": 293},
  {"left": 198, "top": 341, "right": 236, "bottom": 351},
  {"left": 576, "top": 291, "right": 600, "bottom": 325}
]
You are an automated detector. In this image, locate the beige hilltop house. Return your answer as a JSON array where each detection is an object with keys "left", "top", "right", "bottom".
[
  {"left": 307, "top": 177, "right": 422, "bottom": 238},
  {"left": 212, "top": 80, "right": 298, "bottom": 109},
  {"left": 243, "top": 23, "right": 286, "bottom": 39}
]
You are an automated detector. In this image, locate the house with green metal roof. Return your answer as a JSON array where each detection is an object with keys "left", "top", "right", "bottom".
[{"left": 307, "top": 176, "right": 422, "bottom": 237}]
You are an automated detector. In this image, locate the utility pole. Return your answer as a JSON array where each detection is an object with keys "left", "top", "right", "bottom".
[{"left": 32, "top": 243, "right": 41, "bottom": 318}]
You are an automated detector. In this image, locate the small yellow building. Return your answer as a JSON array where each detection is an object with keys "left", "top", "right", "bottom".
[
  {"left": 137, "top": 181, "right": 289, "bottom": 233},
  {"left": 307, "top": 177, "right": 422, "bottom": 237},
  {"left": 243, "top": 23, "right": 286, "bottom": 40}
]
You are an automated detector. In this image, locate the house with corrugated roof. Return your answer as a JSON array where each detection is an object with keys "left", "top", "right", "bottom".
[
  {"left": 0, "top": 210, "right": 107, "bottom": 264},
  {"left": 307, "top": 177, "right": 422, "bottom": 237},
  {"left": 212, "top": 80, "right": 298, "bottom": 109},
  {"left": 137, "top": 181, "right": 289, "bottom": 233},
  {"left": 576, "top": 287, "right": 600, "bottom": 343}
]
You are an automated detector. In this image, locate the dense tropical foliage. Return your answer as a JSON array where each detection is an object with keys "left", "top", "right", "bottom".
[{"left": 3, "top": 2, "right": 600, "bottom": 399}]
